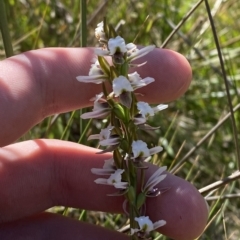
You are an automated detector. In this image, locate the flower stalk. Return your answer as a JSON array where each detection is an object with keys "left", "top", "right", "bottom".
[{"left": 77, "top": 19, "right": 168, "bottom": 239}]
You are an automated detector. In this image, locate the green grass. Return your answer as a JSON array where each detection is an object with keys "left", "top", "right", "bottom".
[{"left": 1, "top": 0, "right": 240, "bottom": 239}]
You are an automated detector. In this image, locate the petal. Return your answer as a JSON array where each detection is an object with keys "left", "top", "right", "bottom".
[
  {"left": 96, "top": 144, "right": 119, "bottom": 154},
  {"left": 131, "top": 77, "right": 155, "bottom": 90},
  {"left": 138, "top": 124, "right": 160, "bottom": 130},
  {"left": 113, "top": 76, "right": 133, "bottom": 97},
  {"left": 126, "top": 42, "right": 137, "bottom": 51},
  {"left": 94, "top": 178, "right": 108, "bottom": 185},
  {"left": 129, "top": 61, "right": 147, "bottom": 68},
  {"left": 91, "top": 168, "right": 115, "bottom": 175},
  {"left": 81, "top": 109, "right": 110, "bottom": 119},
  {"left": 95, "top": 21, "right": 106, "bottom": 41},
  {"left": 93, "top": 102, "right": 109, "bottom": 111},
  {"left": 153, "top": 104, "right": 168, "bottom": 113},
  {"left": 130, "top": 228, "right": 139, "bottom": 235},
  {"left": 132, "top": 140, "right": 150, "bottom": 158},
  {"left": 100, "top": 137, "right": 120, "bottom": 146},
  {"left": 153, "top": 220, "right": 167, "bottom": 230},
  {"left": 149, "top": 146, "right": 163, "bottom": 155},
  {"left": 147, "top": 166, "right": 167, "bottom": 184},
  {"left": 128, "top": 45, "right": 155, "bottom": 62},
  {"left": 76, "top": 75, "right": 106, "bottom": 84},
  {"left": 135, "top": 216, "right": 154, "bottom": 231},
  {"left": 107, "top": 169, "right": 125, "bottom": 186},
  {"left": 103, "top": 158, "right": 115, "bottom": 169},
  {"left": 108, "top": 36, "right": 127, "bottom": 54},
  {"left": 87, "top": 134, "right": 100, "bottom": 140},
  {"left": 113, "top": 182, "right": 128, "bottom": 189},
  {"left": 134, "top": 116, "right": 146, "bottom": 125},
  {"left": 141, "top": 77, "right": 155, "bottom": 85},
  {"left": 90, "top": 92, "right": 104, "bottom": 102},
  {"left": 145, "top": 174, "right": 167, "bottom": 192},
  {"left": 137, "top": 101, "right": 154, "bottom": 117}
]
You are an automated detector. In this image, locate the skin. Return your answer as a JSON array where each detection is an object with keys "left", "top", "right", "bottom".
[{"left": 0, "top": 48, "right": 208, "bottom": 240}]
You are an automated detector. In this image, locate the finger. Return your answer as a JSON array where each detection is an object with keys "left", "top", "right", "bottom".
[
  {"left": 0, "top": 139, "right": 208, "bottom": 240},
  {"left": 0, "top": 212, "right": 128, "bottom": 240},
  {"left": 0, "top": 47, "right": 191, "bottom": 146}
]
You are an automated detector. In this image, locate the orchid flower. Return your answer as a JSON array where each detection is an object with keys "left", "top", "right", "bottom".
[
  {"left": 95, "top": 21, "right": 106, "bottom": 43},
  {"left": 127, "top": 45, "right": 155, "bottom": 62},
  {"left": 81, "top": 93, "right": 110, "bottom": 119},
  {"left": 88, "top": 126, "right": 120, "bottom": 146},
  {"left": 137, "top": 101, "right": 168, "bottom": 119},
  {"left": 91, "top": 158, "right": 116, "bottom": 176},
  {"left": 94, "top": 169, "right": 128, "bottom": 189},
  {"left": 112, "top": 75, "right": 134, "bottom": 97},
  {"left": 143, "top": 166, "right": 167, "bottom": 197},
  {"left": 131, "top": 216, "right": 166, "bottom": 235},
  {"left": 108, "top": 36, "right": 127, "bottom": 55},
  {"left": 132, "top": 140, "right": 163, "bottom": 159},
  {"left": 128, "top": 71, "right": 155, "bottom": 90},
  {"left": 76, "top": 60, "right": 108, "bottom": 84},
  {"left": 95, "top": 36, "right": 127, "bottom": 56}
]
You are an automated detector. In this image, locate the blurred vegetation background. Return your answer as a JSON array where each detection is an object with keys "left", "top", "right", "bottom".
[{"left": 1, "top": 0, "right": 240, "bottom": 239}]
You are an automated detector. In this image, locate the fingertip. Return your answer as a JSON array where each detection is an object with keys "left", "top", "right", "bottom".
[
  {"left": 146, "top": 169, "right": 208, "bottom": 240},
  {"left": 136, "top": 48, "right": 192, "bottom": 103},
  {"left": 163, "top": 49, "right": 192, "bottom": 100}
]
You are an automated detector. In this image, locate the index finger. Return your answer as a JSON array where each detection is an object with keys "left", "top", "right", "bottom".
[{"left": 0, "top": 47, "right": 191, "bottom": 146}]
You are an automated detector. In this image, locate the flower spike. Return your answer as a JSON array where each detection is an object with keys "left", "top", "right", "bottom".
[{"left": 77, "top": 20, "right": 168, "bottom": 238}]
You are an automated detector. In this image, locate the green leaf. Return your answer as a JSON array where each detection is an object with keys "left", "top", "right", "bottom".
[{"left": 136, "top": 192, "right": 146, "bottom": 209}]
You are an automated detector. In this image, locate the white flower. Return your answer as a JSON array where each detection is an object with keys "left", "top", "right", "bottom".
[
  {"left": 91, "top": 158, "right": 116, "bottom": 175},
  {"left": 112, "top": 76, "right": 133, "bottom": 97},
  {"left": 143, "top": 166, "right": 167, "bottom": 196},
  {"left": 108, "top": 36, "right": 127, "bottom": 55},
  {"left": 88, "top": 60, "right": 103, "bottom": 76},
  {"left": 132, "top": 140, "right": 163, "bottom": 158},
  {"left": 137, "top": 102, "right": 154, "bottom": 118},
  {"left": 126, "top": 42, "right": 137, "bottom": 53},
  {"left": 95, "top": 21, "right": 106, "bottom": 41},
  {"left": 132, "top": 140, "right": 150, "bottom": 158},
  {"left": 94, "top": 36, "right": 127, "bottom": 56},
  {"left": 102, "top": 158, "right": 116, "bottom": 170},
  {"left": 88, "top": 126, "right": 119, "bottom": 146},
  {"left": 137, "top": 101, "right": 168, "bottom": 119},
  {"left": 76, "top": 59, "right": 107, "bottom": 84},
  {"left": 128, "top": 45, "right": 155, "bottom": 62},
  {"left": 128, "top": 72, "right": 155, "bottom": 90},
  {"left": 131, "top": 216, "right": 166, "bottom": 235},
  {"left": 81, "top": 93, "right": 110, "bottom": 119},
  {"left": 94, "top": 169, "right": 128, "bottom": 189}
]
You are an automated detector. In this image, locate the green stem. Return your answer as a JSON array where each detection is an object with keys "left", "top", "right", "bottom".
[
  {"left": 128, "top": 157, "right": 139, "bottom": 238},
  {"left": 79, "top": 209, "right": 86, "bottom": 220},
  {"left": 60, "top": 111, "right": 76, "bottom": 140},
  {"left": 80, "top": 0, "right": 87, "bottom": 47},
  {"left": 78, "top": 118, "right": 92, "bottom": 144},
  {"left": 0, "top": 0, "right": 14, "bottom": 57}
]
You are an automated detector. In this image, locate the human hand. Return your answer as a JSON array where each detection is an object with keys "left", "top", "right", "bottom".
[{"left": 0, "top": 48, "right": 208, "bottom": 240}]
